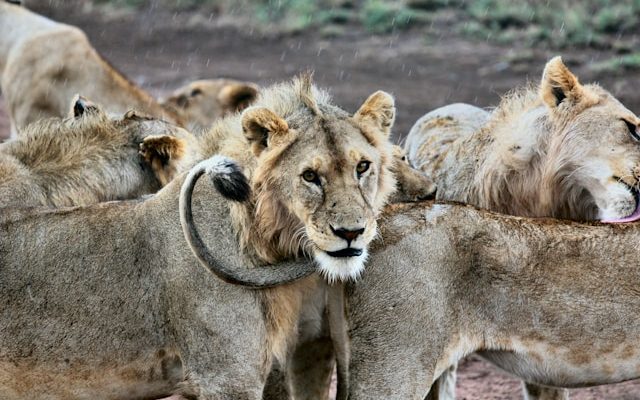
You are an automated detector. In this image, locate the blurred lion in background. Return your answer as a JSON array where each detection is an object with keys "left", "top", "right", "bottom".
[{"left": 0, "top": 1, "right": 258, "bottom": 136}]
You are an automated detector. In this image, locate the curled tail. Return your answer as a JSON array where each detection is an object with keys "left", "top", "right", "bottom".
[
  {"left": 193, "top": 155, "right": 251, "bottom": 202},
  {"left": 179, "top": 155, "right": 316, "bottom": 288}
]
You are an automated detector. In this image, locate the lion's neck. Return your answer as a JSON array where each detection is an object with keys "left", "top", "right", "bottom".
[{"left": 232, "top": 196, "right": 306, "bottom": 266}]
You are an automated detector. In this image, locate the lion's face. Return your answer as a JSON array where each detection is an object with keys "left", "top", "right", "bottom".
[
  {"left": 66, "top": 95, "right": 200, "bottom": 192},
  {"left": 161, "top": 79, "right": 259, "bottom": 133},
  {"left": 561, "top": 93, "right": 640, "bottom": 222},
  {"left": 538, "top": 58, "right": 640, "bottom": 222},
  {"left": 243, "top": 91, "right": 396, "bottom": 282}
]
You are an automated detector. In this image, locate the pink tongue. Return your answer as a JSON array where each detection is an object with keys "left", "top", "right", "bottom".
[{"left": 602, "top": 202, "right": 640, "bottom": 223}]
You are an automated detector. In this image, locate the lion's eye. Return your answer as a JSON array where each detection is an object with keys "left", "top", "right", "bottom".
[
  {"left": 624, "top": 119, "right": 640, "bottom": 142},
  {"left": 190, "top": 88, "right": 203, "bottom": 97},
  {"left": 356, "top": 160, "right": 371, "bottom": 177},
  {"left": 302, "top": 170, "right": 320, "bottom": 184}
]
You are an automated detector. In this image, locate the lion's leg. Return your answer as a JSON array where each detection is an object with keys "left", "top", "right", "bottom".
[
  {"left": 287, "top": 336, "right": 335, "bottom": 400},
  {"left": 523, "top": 383, "right": 569, "bottom": 400},
  {"left": 424, "top": 365, "right": 457, "bottom": 400},
  {"left": 262, "top": 361, "right": 292, "bottom": 400}
]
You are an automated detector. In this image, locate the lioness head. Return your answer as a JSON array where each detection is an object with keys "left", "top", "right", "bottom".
[
  {"left": 67, "top": 95, "right": 200, "bottom": 194},
  {"left": 161, "top": 79, "right": 259, "bottom": 133},
  {"left": 538, "top": 57, "right": 640, "bottom": 222},
  {"left": 241, "top": 77, "right": 396, "bottom": 281}
]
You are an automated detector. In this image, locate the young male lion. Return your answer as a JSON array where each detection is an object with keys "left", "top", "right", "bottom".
[
  {"left": 404, "top": 56, "right": 640, "bottom": 399},
  {"left": 196, "top": 73, "right": 398, "bottom": 283},
  {"left": 0, "top": 96, "right": 200, "bottom": 208}
]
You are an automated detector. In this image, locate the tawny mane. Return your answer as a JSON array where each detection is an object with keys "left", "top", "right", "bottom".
[
  {"left": 200, "top": 74, "right": 329, "bottom": 264},
  {"left": 472, "top": 83, "right": 603, "bottom": 218}
]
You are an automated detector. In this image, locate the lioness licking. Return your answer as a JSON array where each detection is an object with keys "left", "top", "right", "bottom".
[{"left": 404, "top": 56, "right": 640, "bottom": 399}]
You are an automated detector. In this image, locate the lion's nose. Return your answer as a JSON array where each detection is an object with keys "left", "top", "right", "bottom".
[{"left": 331, "top": 226, "right": 365, "bottom": 245}]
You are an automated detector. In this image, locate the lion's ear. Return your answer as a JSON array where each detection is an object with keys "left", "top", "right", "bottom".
[
  {"left": 139, "top": 135, "right": 187, "bottom": 186},
  {"left": 69, "top": 94, "right": 99, "bottom": 118},
  {"left": 241, "top": 107, "right": 289, "bottom": 157},
  {"left": 353, "top": 91, "right": 395, "bottom": 137},
  {"left": 540, "top": 56, "right": 586, "bottom": 108},
  {"left": 219, "top": 83, "right": 259, "bottom": 113}
]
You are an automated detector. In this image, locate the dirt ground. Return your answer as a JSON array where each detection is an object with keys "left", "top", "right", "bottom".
[{"left": 4, "top": 2, "right": 640, "bottom": 398}]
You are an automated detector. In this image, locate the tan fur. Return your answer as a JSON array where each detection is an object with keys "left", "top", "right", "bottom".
[
  {"left": 344, "top": 200, "right": 640, "bottom": 398},
  {"left": 192, "top": 76, "right": 398, "bottom": 376},
  {"left": 160, "top": 78, "right": 259, "bottom": 133},
  {"left": 0, "top": 3, "right": 185, "bottom": 135},
  {"left": 0, "top": 98, "right": 200, "bottom": 208},
  {"left": 405, "top": 57, "right": 640, "bottom": 399},
  {"left": 388, "top": 145, "right": 436, "bottom": 203},
  {"left": 406, "top": 56, "right": 640, "bottom": 222}
]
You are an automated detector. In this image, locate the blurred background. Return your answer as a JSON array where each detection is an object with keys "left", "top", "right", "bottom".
[{"left": 5, "top": 1, "right": 640, "bottom": 397}]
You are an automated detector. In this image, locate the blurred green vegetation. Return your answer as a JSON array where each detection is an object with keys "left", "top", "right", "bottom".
[{"left": 95, "top": 0, "right": 640, "bottom": 49}]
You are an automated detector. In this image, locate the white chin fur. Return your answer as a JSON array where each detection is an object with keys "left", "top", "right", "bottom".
[{"left": 314, "top": 249, "right": 367, "bottom": 283}]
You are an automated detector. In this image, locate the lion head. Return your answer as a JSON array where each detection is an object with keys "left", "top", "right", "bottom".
[
  {"left": 160, "top": 79, "right": 259, "bottom": 133},
  {"left": 0, "top": 95, "right": 200, "bottom": 207},
  {"left": 235, "top": 76, "right": 396, "bottom": 281},
  {"left": 480, "top": 57, "right": 640, "bottom": 222}
]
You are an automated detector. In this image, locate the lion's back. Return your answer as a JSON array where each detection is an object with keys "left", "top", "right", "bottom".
[{"left": 404, "top": 103, "right": 489, "bottom": 179}]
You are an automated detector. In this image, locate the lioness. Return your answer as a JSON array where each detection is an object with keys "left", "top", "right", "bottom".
[
  {"left": 405, "top": 56, "right": 640, "bottom": 399},
  {"left": 0, "top": 158, "right": 281, "bottom": 399},
  {"left": 211, "top": 199, "right": 640, "bottom": 400},
  {"left": 0, "top": 1, "right": 184, "bottom": 134},
  {"left": 0, "top": 96, "right": 200, "bottom": 208},
  {"left": 405, "top": 56, "right": 640, "bottom": 223},
  {"left": 160, "top": 78, "right": 260, "bottom": 133}
]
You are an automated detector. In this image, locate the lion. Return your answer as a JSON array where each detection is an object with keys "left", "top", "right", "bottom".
[
  {"left": 208, "top": 198, "right": 640, "bottom": 400},
  {"left": 0, "top": 2, "right": 257, "bottom": 136},
  {"left": 0, "top": 157, "right": 294, "bottom": 399},
  {"left": 342, "top": 200, "right": 640, "bottom": 399},
  {"left": 405, "top": 57, "right": 640, "bottom": 399},
  {"left": 0, "top": 95, "right": 200, "bottom": 208},
  {"left": 160, "top": 78, "right": 260, "bottom": 133},
  {"left": 195, "top": 73, "right": 397, "bottom": 283},
  {"left": 405, "top": 56, "right": 640, "bottom": 223}
]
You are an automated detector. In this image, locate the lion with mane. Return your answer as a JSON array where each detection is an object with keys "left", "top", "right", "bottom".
[
  {"left": 406, "top": 56, "right": 640, "bottom": 223},
  {"left": 405, "top": 56, "right": 640, "bottom": 399}
]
